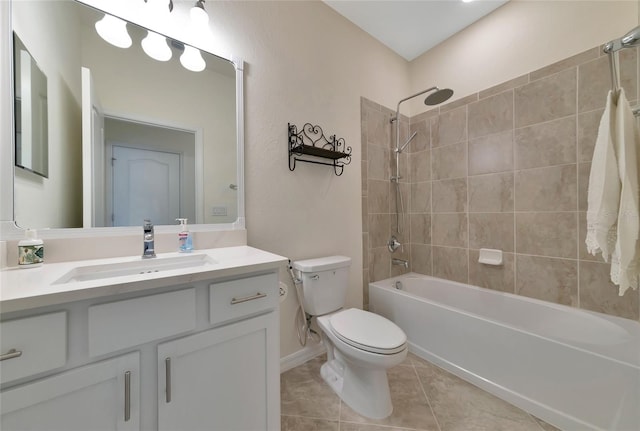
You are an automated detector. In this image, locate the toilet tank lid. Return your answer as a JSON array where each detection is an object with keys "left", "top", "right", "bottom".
[{"left": 293, "top": 256, "right": 352, "bottom": 272}]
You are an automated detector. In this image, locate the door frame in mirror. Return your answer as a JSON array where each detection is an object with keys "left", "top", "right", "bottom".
[{"left": 0, "top": 1, "right": 245, "bottom": 240}]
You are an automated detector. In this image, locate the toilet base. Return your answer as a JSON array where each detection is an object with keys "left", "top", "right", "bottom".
[{"left": 320, "top": 354, "right": 393, "bottom": 420}]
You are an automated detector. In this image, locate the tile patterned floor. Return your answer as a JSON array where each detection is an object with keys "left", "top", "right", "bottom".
[{"left": 281, "top": 352, "right": 561, "bottom": 431}]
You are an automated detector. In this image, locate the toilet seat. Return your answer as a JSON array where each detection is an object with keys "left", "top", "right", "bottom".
[{"left": 328, "top": 308, "right": 407, "bottom": 355}]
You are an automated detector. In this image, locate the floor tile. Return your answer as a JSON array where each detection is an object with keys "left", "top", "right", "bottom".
[
  {"left": 340, "top": 422, "right": 421, "bottom": 431},
  {"left": 281, "top": 415, "right": 339, "bottom": 431},
  {"left": 405, "top": 352, "right": 432, "bottom": 368},
  {"left": 340, "top": 365, "right": 439, "bottom": 430},
  {"left": 415, "top": 361, "right": 541, "bottom": 431},
  {"left": 281, "top": 352, "right": 562, "bottom": 431},
  {"left": 280, "top": 355, "right": 340, "bottom": 420},
  {"left": 531, "top": 415, "right": 561, "bottom": 431}
]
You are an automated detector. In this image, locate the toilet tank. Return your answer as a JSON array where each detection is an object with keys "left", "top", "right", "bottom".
[{"left": 293, "top": 256, "right": 351, "bottom": 316}]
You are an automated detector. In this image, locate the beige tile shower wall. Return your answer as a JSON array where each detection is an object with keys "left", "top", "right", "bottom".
[{"left": 362, "top": 45, "right": 640, "bottom": 321}]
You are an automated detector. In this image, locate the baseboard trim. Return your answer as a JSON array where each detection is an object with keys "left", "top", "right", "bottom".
[{"left": 280, "top": 342, "right": 325, "bottom": 373}]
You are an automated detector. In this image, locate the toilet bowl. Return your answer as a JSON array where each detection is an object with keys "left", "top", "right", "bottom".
[
  {"left": 293, "top": 256, "right": 408, "bottom": 419},
  {"left": 316, "top": 308, "right": 407, "bottom": 419}
]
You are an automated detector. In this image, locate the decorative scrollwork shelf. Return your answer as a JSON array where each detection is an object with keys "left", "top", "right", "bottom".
[{"left": 288, "top": 123, "right": 352, "bottom": 176}]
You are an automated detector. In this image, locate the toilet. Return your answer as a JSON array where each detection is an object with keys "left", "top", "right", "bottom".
[{"left": 293, "top": 256, "right": 407, "bottom": 419}]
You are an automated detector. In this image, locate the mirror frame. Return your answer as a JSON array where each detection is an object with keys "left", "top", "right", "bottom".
[
  {"left": 14, "top": 32, "right": 49, "bottom": 179},
  {"left": 0, "top": 0, "right": 245, "bottom": 240}
]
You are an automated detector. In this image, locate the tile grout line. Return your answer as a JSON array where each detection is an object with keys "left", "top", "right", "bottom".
[
  {"left": 575, "top": 65, "right": 581, "bottom": 310},
  {"left": 465, "top": 103, "right": 470, "bottom": 284},
  {"left": 512, "top": 87, "right": 518, "bottom": 293},
  {"left": 527, "top": 412, "right": 551, "bottom": 431},
  {"left": 412, "top": 360, "right": 442, "bottom": 431},
  {"left": 430, "top": 116, "right": 434, "bottom": 277}
]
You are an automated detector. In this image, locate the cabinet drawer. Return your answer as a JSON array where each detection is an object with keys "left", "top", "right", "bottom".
[
  {"left": 209, "top": 273, "right": 278, "bottom": 325},
  {"left": 89, "top": 288, "right": 196, "bottom": 357},
  {"left": 0, "top": 312, "right": 67, "bottom": 384}
]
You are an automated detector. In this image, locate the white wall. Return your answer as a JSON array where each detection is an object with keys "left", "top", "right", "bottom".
[
  {"left": 213, "top": 1, "right": 409, "bottom": 357},
  {"left": 12, "top": 0, "right": 83, "bottom": 229},
  {"left": 407, "top": 0, "right": 639, "bottom": 114}
]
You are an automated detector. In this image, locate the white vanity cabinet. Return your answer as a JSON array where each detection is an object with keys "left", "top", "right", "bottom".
[
  {"left": 0, "top": 262, "right": 282, "bottom": 431},
  {"left": 158, "top": 273, "right": 280, "bottom": 431},
  {"left": 158, "top": 313, "right": 279, "bottom": 431},
  {"left": 1, "top": 352, "right": 140, "bottom": 431}
]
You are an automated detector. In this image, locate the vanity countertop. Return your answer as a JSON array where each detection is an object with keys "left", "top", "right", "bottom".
[{"left": 0, "top": 246, "right": 287, "bottom": 314}]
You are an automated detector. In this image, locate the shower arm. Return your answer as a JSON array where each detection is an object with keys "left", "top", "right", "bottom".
[
  {"left": 391, "top": 86, "right": 438, "bottom": 182},
  {"left": 391, "top": 86, "right": 438, "bottom": 125}
]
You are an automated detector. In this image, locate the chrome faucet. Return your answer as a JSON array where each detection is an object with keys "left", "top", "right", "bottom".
[
  {"left": 142, "top": 219, "right": 156, "bottom": 258},
  {"left": 392, "top": 258, "right": 409, "bottom": 269}
]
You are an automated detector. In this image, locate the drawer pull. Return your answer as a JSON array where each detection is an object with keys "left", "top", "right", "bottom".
[
  {"left": 165, "top": 357, "right": 172, "bottom": 403},
  {"left": 0, "top": 349, "right": 23, "bottom": 361},
  {"left": 230, "top": 292, "right": 267, "bottom": 305},
  {"left": 124, "top": 371, "right": 131, "bottom": 422}
]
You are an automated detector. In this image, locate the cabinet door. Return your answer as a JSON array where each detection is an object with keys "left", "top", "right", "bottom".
[
  {"left": 1, "top": 352, "right": 140, "bottom": 431},
  {"left": 158, "top": 312, "right": 279, "bottom": 431}
]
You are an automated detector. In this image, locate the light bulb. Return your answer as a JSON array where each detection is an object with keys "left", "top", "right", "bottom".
[
  {"left": 95, "top": 14, "right": 132, "bottom": 49},
  {"left": 180, "top": 45, "right": 206, "bottom": 72},
  {"left": 142, "top": 31, "right": 172, "bottom": 62},
  {"left": 146, "top": 0, "right": 172, "bottom": 20},
  {"left": 190, "top": 3, "right": 209, "bottom": 27}
]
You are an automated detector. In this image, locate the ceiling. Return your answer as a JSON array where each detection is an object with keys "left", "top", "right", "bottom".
[{"left": 324, "top": 0, "right": 509, "bottom": 61}]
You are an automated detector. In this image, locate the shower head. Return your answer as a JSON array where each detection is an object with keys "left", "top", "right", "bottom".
[
  {"left": 425, "top": 88, "right": 454, "bottom": 105},
  {"left": 391, "top": 86, "right": 455, "bottom": 122}
]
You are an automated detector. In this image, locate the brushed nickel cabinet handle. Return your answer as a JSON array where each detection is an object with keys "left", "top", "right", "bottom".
[
  {"left": 230, "top": 292, "right": 266, "bottom": 305},
  {"left": 124, "top": 371, "right": 131, "bottom": 422},
  {"left": 0, "top": 349, "right": 23, "bottom": 361},
  {"left": 165, "top": 357, "right": 171, "bottom": 403}
]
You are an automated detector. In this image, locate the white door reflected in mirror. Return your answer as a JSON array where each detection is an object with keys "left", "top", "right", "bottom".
[{"left": 111, "top": 146, "right": 180, "bottom": 227}]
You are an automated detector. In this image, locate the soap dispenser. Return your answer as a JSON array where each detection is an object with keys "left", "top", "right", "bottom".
[
  {"left": 176, "top": 218, "right": 193, "bottom": 253},
  {"left": 18, "top": 229, "right": 44, "bottom": 267}
]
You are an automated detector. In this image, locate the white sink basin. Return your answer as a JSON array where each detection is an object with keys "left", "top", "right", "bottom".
[{"left": 53, "top": 254, "right": 216, "bottom": 284}]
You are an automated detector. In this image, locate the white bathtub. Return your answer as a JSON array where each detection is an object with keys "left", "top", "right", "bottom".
[{"left": 369, "top": 273, "right": 640, "bottom": 431}]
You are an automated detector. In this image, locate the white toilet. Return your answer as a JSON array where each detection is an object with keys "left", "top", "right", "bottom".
[{"left": 293, "top": 256, "right": 408, "bottom": 419}]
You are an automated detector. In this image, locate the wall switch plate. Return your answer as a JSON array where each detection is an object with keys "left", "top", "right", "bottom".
[{"left": 211, "top": 206, "right": 227, "bottom": 216}]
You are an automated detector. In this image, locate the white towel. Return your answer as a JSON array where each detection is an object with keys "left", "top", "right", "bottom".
[
  {"left": 586, "top": 90, "right": 620, "bottom": 262},
  {"left": 610, "top": 88, "right": 640, "bottom": 296}
]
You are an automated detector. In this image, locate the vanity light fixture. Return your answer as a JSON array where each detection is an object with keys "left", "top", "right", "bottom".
[
  {"left": 180, "top": 45, "right": 206, "bottom": 72},
  {"left": 95, "top": 14, "right": 132, "bottom": 49},
  {"left": 190, "top": 0, "right": 209, "bottom": 27},
  {"left": 142, "top": 31, "right": 172, "bottom": 61}
]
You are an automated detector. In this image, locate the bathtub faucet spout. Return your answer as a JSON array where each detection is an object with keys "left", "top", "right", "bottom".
[{"left": 392, "top": 258, "right": 409, "bottom": 269}]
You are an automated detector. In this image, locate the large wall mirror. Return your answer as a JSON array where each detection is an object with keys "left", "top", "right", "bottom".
[{"left": 7, "top": 0, "right": 243, "bottom": 232}]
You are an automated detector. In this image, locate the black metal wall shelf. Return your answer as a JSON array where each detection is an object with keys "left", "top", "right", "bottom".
[{"left": 288, "top": 123, "right": 352, "bottom": 176}]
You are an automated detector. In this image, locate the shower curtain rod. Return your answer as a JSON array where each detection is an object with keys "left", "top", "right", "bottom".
[{"left": 604, "top": 25, "right": 640, "bottom": 116}]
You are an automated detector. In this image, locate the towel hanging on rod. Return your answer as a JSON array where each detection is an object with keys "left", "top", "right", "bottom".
[{"left": 586, "top": 87, "right": 640, "bottom": 296}]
